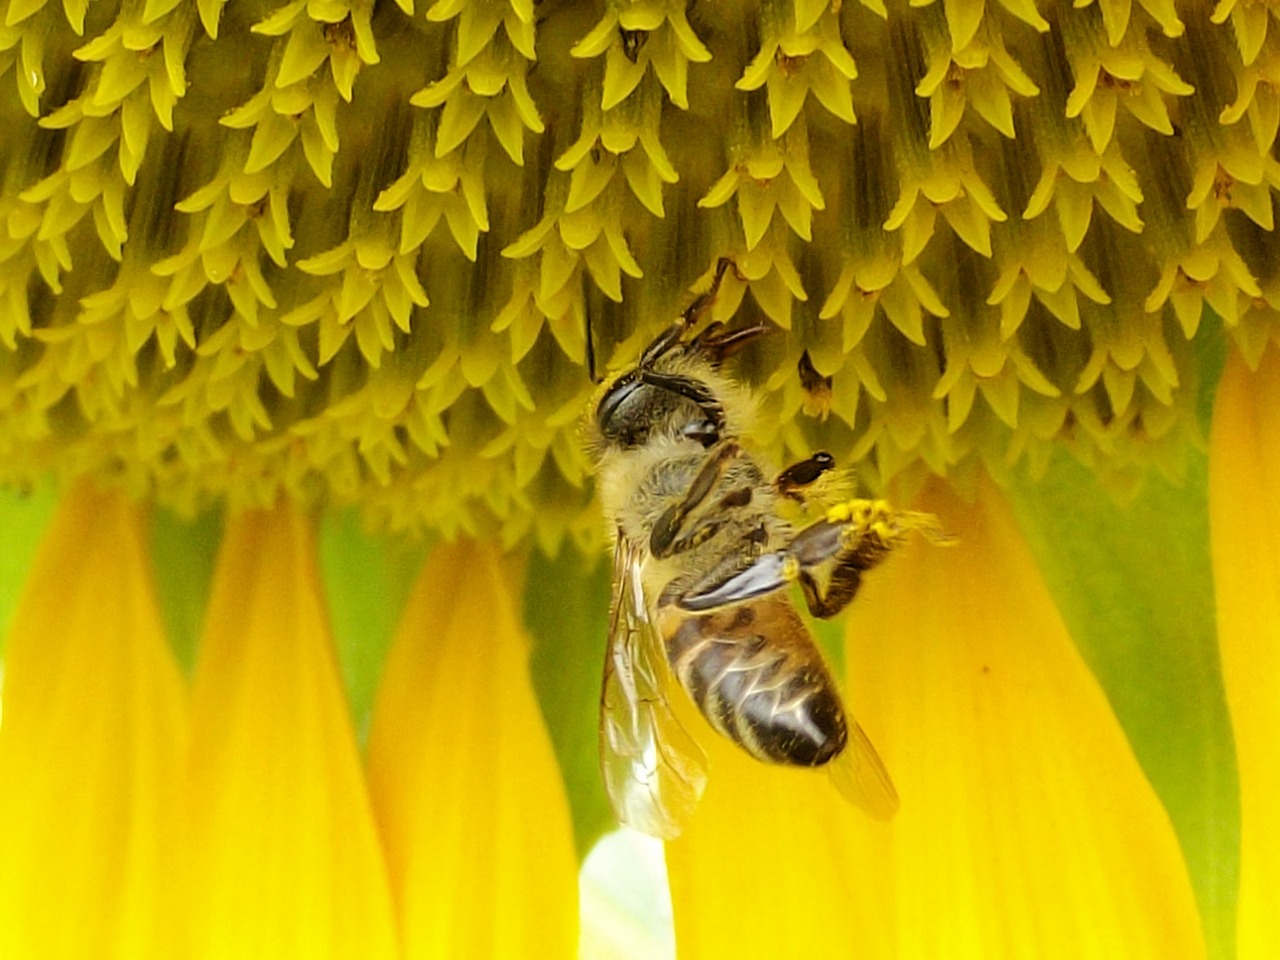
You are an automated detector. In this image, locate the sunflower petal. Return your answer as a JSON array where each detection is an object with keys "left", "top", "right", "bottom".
[
  {"left": 1006, "top": 451, "right": 1237, "bottom": 953},
  {"left": 1210, "top": 347, "right": 1280, "bottom": 960},
  {"left": 839, "top": 479, "right": 1207, "bottom": 959},
  {"left": 366, "top": 540, "right": 578, "bottom": 957},
  {"left": 664, "top": 720, "right": 881, "bottom": 958},
  {"left": 0, "top": 483, "right": 186, "bottom": 959},
  {"left": 183, "top": 505, "right": 398, "bottom": 959}
]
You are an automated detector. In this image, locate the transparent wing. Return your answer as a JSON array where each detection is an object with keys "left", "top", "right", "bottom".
[
  {"left": 828, "top": 715, "right": 899, "bottom": 820},
  {"left": 600, "top": 534, "right": 708, "bottom": 839}
]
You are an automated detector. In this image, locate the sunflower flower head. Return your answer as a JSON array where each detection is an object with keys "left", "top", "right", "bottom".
[
  {"left": 1, "top": 0, "right": 1276, "bottom": 544},
  {"left": 0, "top": 0, "right": 1277, "bottom": 958}
]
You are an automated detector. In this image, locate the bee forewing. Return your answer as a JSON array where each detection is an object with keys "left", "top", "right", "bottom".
[
  {"left": 600, "top": 535, "right": 709, "bottom": 839},
  {"left": 828, "top": 716, "right": 899, "bottom": 820}
]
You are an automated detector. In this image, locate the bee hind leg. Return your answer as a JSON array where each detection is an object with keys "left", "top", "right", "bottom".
[{"left": 786, "top": 499, "right": 897, "bottom": 619}]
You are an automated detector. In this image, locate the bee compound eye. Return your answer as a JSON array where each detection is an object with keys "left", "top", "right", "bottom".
[{"left": 596, "top": 374, "right": 639, "bottom": 436}]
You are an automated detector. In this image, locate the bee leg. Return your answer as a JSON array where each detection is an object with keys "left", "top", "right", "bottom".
[
  {"left": 637, "top": 258, "right": 740, "bottom": 367},
  {"left": 799, "top": 500, "right": 948, "bottom": 618},
  {"left": 675, "top": 515, "right": 846, "bottom": 612},
  {"left": 638, "top": 320, "right": 687, "bottom": 367},
  {"left": 677, "top": 501, "right": 934, "bottom": 614},
  {"left": 796, "top": 540, "right": 892, "bottom": 619},
  {"left": 679, "top": 256, "right": 736, "bottom": 328},
  {"left": 688, "top": 309, "right": 771, "bottom": 363},
  {"left": 650, "top": 442, "right": 742, "bottom": 558},
  {"left": 775, "top": 451, "right": 835, "bottom": 502},
  {"left": 682, "top": 260, "right": 772, "bottom": 365}
]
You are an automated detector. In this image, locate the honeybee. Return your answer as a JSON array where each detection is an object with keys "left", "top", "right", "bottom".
[{"left": 585, "top": 259, "right": 940, "bottom": 839}]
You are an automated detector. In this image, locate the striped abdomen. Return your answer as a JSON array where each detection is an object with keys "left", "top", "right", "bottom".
[{"left": 661, "top": 595, "right": 848, "bottom": 766}]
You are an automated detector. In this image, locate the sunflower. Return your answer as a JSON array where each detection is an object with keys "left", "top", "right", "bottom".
[{"left": 0, "top": 0, "right": 1275, "bottom": 957}]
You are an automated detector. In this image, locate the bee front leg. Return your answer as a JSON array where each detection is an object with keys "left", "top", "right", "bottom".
[
  {"left": 796, "top": 536, "right": 891, "bottom": 619},
  {"left": 775, "top": 451, "right": 835, "bottom": 503},
  {"left": 638, "top": 259, "right": 743, "bottom": 367},
  {"left": 793, "top": 499, "right": 910, "bottom": 617},
  {"left": 798, "top": 499, "right": 951, "bottom": 618},
  {"left": 680, "top": 256, "right": 737, "bottom": 329}
]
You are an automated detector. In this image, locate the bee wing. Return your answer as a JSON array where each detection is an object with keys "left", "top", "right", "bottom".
[
  {"left": 828, "top": 716, "right": 899, "bottom": 820},
  {"left": 600, "top": 534, "right": 708, "bottom": 839}
]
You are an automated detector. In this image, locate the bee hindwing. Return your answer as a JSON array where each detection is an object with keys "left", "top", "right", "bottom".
[
  {"left": 828, "top": 716, "right": 900, "bottom": 820},
  {"left": 599, "top": 534, "right": 708, "bottom": 839}
]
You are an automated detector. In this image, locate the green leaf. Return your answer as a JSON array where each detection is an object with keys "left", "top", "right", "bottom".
[
  {"left": 151, "top": 505, "right": 222, "bottom": 676},
  {"left": 0, "top": 483, "right": 58, "bottom": 658},
  {"left": 525, "top": 546, "right": 615, "bottom": 860},
  {"left": 1007, "top": 452, "right": 1238, "bottom": 960},
  {"left": 318, "top": 509, "right": 426, "bottom": 742}
]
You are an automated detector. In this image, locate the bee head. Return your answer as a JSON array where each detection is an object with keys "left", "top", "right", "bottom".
[
  {"left": 593, "top": 367, "right": 710, "bottom": 451},
  {"left": 589, "top": 321, "right": 770, "bottom": 454}
]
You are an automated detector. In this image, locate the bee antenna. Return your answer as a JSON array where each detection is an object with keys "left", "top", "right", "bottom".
[{"left": 586, "top": 307, "right": 601, "bottom": 384}]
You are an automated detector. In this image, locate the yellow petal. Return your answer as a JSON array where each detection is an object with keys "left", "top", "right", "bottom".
[
  {"left": 840, "top": 478, "right": 1206, "bottom": 958},
  {"left": 1209, "top": 347, "right": 1280, "bottom": 960},
  {"left": 366, "top": 540, "right": 578, "bottom": 958},
  {"left": 183, "top": 505, "right": 398, "bottom": 960},
  {"left": 0, "top": 483, "right": 186, "bottom": 959},
  {"left": 664, "top": 707, "right": 884, "bottom": 957}
]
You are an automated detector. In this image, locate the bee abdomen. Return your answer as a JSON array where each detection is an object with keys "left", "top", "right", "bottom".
[{"left": 664, "top": 599, "right": 848, "bottom": 766}]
